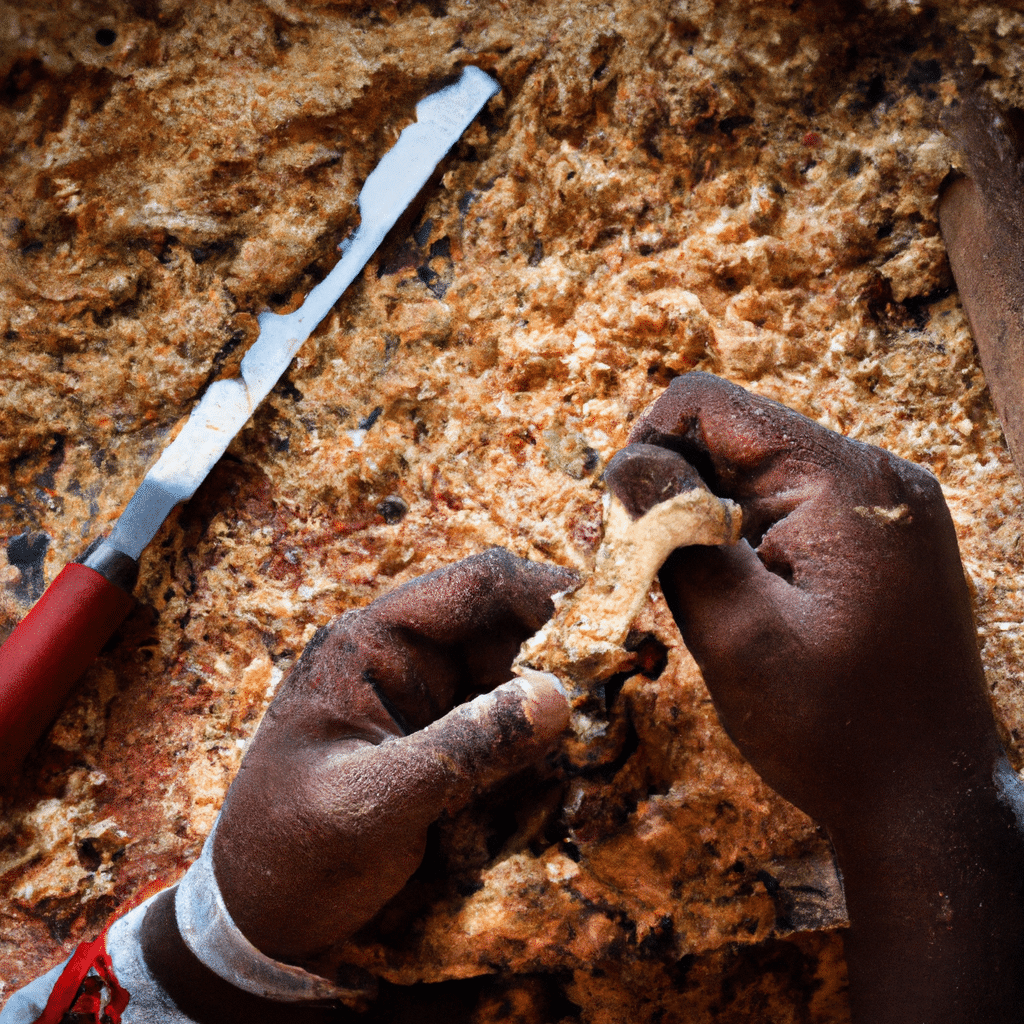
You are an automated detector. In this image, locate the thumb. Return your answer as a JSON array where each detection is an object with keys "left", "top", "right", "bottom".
[
  {"left": 659, "top": 539, "right": 796, "bottom": 674},
  {"left": 369, "top": 671, "right": 570, "bottom": 824}
]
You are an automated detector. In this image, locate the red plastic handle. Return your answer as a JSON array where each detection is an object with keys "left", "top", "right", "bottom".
[{"left": 0, "top": 562, "right": 135, "bottom": 779}]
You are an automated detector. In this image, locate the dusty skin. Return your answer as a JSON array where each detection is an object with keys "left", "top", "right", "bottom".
[{"left": 3, "top": 1, "right": 1024, "bottom": 1021}]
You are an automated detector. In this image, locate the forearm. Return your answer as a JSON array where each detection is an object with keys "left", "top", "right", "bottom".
[{"left": 829, "top": 753, "right": 1024, "bottom": 1024}]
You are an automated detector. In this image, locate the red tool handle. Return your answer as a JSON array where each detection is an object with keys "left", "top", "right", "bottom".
[{"left": 0, "top": 562, "right": 135, "bottom": 780}]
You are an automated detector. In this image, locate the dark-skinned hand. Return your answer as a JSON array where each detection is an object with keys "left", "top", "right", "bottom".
[
  {"left": 605, "top": 371, "right": 992, "bottom": 825},
  {"left": 604, "top": 372, "right": 1024, "bottom": 1024},
  {"left": 139, "top": 549, "right": 573, "bottom": 1022}
]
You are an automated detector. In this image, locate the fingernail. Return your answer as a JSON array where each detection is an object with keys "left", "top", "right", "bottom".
[{"left": 514, "top": 668, "right": 571, "bottom": 733}]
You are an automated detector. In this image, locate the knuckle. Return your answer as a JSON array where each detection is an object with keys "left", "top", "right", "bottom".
[
  {"left": 900, "top": 459, "right": 945, "bottom": 510},
  {"left": 479, "top": 545, "right": 521, "bottom": 574},
  {"left": 875, "top": 446, "right": 940, "bottom": 501},
  {"left": 842, "top": 442, "right": 945, "bottom": 515},
  {"left": 667, "top": 368, "right": 714, "bottom": 396},
  {"left": 463, "top": 546, "right": 521, "bottom": 585}
]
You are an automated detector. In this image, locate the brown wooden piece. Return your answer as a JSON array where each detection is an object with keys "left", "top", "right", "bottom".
[{"left": 940, "top": 176, "right": 1024, "bottom": 477}]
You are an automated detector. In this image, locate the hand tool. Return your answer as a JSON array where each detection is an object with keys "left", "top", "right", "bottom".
[{"left": 0, "top": 66, "right": 499, "bottom": 780}]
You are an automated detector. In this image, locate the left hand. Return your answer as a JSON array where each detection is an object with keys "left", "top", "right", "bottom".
[
  {"left": 601, "top": 373, "right": 1024, "bottom": 1024},
  {"left": 601, "top": 372, "right": 994, "bottom": 830},
  {"left": 209, "top": 549, "right": 573, "bottom": 978}
]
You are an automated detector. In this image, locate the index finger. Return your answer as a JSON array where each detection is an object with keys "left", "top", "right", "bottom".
[
  {"left": 629, "top": 372, "right": 844, "bottom": 491},
  {"left": 628, "top": 372, "right": 914, "bottom": 544},
  {"left": 291, "top": 550, "right": 575, "bottom": 737}
]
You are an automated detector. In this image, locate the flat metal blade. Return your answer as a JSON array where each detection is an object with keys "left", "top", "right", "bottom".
[{"left": 109, "top": 66, "right": 499, "bottom": 560}]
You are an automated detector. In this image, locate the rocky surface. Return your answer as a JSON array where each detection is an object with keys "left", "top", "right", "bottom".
[{"left": 2, "top": 0, "right": 1024, "bottom": 1019}]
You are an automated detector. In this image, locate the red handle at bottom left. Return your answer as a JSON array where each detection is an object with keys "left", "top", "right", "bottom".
[{"left": 0, "top": 562, "right": 135, "bottom": 781}]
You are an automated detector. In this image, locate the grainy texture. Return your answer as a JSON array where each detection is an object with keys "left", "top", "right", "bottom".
[
  {"left": 511, "top": 489, "right": 740, "bottom": 767},
  {"left": 2, "top": 1, "right": 1024, "bottom": 1019}
]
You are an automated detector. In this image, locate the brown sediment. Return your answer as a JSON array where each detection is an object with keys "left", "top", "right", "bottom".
[{"left": 2, "top": 2, "right": 1024, "bottom": 1020}]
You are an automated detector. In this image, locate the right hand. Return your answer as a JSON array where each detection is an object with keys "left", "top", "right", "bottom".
[
  {"left": 603, "top": 372, "right": 1000, "bottom": 832},
  {"left": 138, "top": 550, "right": 573, "bottom": 1024},
  {"left": 210, "top": 549, "right": 573, "bottom": 977}
]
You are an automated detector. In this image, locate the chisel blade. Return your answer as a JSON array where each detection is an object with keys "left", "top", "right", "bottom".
[
  {"left": 109, "top": 66, "right": 499, "bottom": 560},
  {"left": 0, "top": 67, "right": 498, "bottom": 782}
]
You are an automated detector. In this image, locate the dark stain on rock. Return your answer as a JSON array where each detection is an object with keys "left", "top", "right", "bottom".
[
  {"left": 904, "top": 58, "right": 941, "bottom": 95},
  {"left": 32, "top": 434, "right": 66, "bottom": 490},
  {"left": 6, "top": 530, "right": 50, "bottom": 602},
  {"left": 32, "top": 893, "right": 83, "bottom": 943},
  {"left": 377, "top": 494, "right": 409, "bottom": 524},
  {"left": 359, "top": 405, "right": 384, "bottom": 430}
]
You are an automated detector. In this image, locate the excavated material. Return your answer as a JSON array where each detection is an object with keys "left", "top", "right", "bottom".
[{"left": 3, "top": 1, "right": 1024, "bottom": 1020}]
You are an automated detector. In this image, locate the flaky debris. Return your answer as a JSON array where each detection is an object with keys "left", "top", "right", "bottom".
[{"left": 8, "top": 1, "right": 1024, "bottom": 1011}]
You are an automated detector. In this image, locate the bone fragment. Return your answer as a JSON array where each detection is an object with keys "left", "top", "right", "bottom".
[{"left": 514, "top": 487, "right": 741, "bottom": 752}]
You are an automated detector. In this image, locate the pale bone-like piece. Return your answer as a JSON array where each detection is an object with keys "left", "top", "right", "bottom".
[{"left": 514, "top": 487, "right": 741, "bottom": 752}]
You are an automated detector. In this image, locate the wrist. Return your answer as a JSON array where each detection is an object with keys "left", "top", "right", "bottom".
[
  {"left": 826, "top": 751, "right": 1024, "bottom": 1024},
  {"left": 827, "top": 735, "right": 1024, "bottom": 862},
  {"left": 139, "top": 888, "right": 346, "bottom": 1024},
  {"left": 178, "top": 822, "right": 373, "bottom": 1003}
]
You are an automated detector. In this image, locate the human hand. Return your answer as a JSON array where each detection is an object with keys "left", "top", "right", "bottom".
[
  {"left": 604, "top": 373, "right": 1024, "bottom": 1024},
  {"left": 206, "top": 549, "right": 573, "bottom": 978},
  {"left": 604, "top": 371, "right": 996, "bottom": 828}
]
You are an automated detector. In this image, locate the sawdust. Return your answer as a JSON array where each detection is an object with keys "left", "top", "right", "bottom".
[{"left": 2, "top": 2, "right": 1024, "bottom": 1020}]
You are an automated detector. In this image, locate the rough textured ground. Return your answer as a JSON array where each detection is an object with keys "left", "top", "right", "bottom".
[{"left": 2, "top": 0, "right": 1024, "bottom": 1019}]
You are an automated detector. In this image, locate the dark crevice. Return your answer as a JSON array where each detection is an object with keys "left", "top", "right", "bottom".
[
  {"left": 364, "top": 667, "right": 412, "bottom": 736},
  {"left": 6, "top": 530, "right": 50, "bottom": 602}
]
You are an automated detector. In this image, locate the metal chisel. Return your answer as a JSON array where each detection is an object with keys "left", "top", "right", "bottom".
[{"left": 0, "top": 66, "right": 499, "bottom": 779}]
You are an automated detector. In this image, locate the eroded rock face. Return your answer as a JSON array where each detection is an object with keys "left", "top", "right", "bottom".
[{"left": 2, "top": 1, "right": 1024, "bottom": 1019}]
